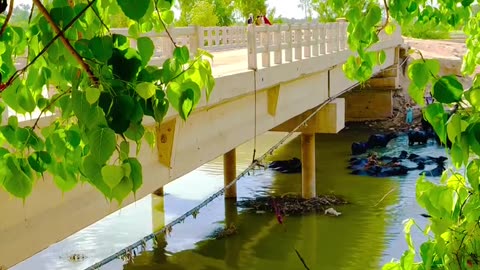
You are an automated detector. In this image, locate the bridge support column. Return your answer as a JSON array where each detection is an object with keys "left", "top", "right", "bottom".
[
  {"left": 301, "top": 133, "right": 316, "bottom": 199},
  {"left": 153, "top": 187, "right": 164, "bottom": 196},
  {"left": 223, "top": 148, "right": 237, "bottom": 198},
  {"left": 152, "top": 193, "right": 165, "bottom": 232}
]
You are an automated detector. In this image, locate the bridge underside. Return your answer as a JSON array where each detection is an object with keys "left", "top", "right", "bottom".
[{"left": 0, "top": 42, "right": 402, "bottom": 267}]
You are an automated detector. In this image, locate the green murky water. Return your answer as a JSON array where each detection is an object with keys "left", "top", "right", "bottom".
[
  {"left": 123, "top": 129, "right": 445, "bottom": 270},
  {"left": 14, "top": 129, "right": 447, "bottom": 270}
]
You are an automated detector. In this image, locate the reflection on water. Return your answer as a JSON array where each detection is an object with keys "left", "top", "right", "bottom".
[{"left": 13, "top": 130, "right": 450, "bottom": 270}]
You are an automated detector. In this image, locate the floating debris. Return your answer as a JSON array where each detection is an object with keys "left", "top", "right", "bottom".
[
  {"left": 324, "top": 207, "right": 342, "bottom": 216},
  {"left": 210, "top": 224, "right": 238, "bottom": 240},
  {"left": 66, "top": 253, "right": 87, "bottom": 262},
  {"left": 237, "top": 194, "right": 348, "bottom": 215}
]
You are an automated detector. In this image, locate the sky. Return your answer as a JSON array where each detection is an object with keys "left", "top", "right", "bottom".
[{"left": 13, "top": 0, "right": 307, "bottom": 19}]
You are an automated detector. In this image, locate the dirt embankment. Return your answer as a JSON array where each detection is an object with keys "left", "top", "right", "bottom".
[{"left": 347, "top": 38, "right": 473, "bottom": 133}]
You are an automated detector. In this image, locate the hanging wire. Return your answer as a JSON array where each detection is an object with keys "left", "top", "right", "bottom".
[
  {"left": 84, "top": 55, "right": 410, "bottom": 270},
  {"left": 252, "top": 69, "right": 258, "bottom": 164}
]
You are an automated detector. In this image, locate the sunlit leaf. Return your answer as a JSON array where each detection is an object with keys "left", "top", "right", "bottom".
[
  {"left": 117, "top": 0, "right": 150, "bottom": 21},
  {"left": 101, "top": 165, "right": 125, "bottom": 189},
  {"left": 432, "top": 75, "right": 463, "bottom": 103}
]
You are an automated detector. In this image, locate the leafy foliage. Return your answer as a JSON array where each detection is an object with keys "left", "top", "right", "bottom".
[
  {"left": 310, "top": 0, "right": 480, "bottom": 269},
  {"left": 0, "top": 0, "right": 214, "bottom": 204}
]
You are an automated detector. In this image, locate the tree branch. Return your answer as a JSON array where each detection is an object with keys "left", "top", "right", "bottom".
[
  {"left": 87, "top": 0, "right": 109, "bottom": 32},
  {"left": 0, "top": 0, "right": 15, "bottom": 37},
  {"left": 154, "top": 2, "right": 178, "bottom": 48},
  {"left": 32, "top": 89, "right": 71, "bottom": 129},
  {"left": 3, "top": 0, "right": 98, "bottom": 91},
  {"left": 32, "top": 0, "right": 97, "bottom": 83},
  {"left": 28, "top": 4, "right": 34, "bottom": 24},
  {"left": 377, "top": 0, "right": 390, "bottom": 34}
]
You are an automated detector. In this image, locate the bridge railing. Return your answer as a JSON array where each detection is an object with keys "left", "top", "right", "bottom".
[
  {"left": 8, "top": 23, "right": 402, "bottom": 126},
  {"left": 248, "top": 22, "right": 348, "bottom": 69}
]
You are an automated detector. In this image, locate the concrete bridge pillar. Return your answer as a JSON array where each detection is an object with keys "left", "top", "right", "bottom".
[
  {"left": 223, "top": 148, "right": 237, "bottom": 198},
  {"left": 301, "top": 133, "right": 316, "bottom": 199}
]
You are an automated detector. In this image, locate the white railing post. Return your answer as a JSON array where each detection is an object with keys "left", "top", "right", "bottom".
[
  {"left": 247, "top": 24, "right": 257, "bottom": 70},
  {"left": 319, "top": 23, "right": 326, "bottom": 55},
  {"left": 333, "top": 22, "right": 340, "bottom": 52},
  {"left": 294, "top": 25, "right": 302, "bottom": 60},
  {"left": 311, "top": 23, "right": 319, "bottom": 57},
  {"left": 303, "top": 23, "right": 312, "bottom": 58},
  {"left": 274, "top": 24, "right": 282, "bottom": 65},
  {"left": 261, "top": 27, "right": 271, "bottom": 67},
  {"left": 189, "top": 26, "right": 199, "bottom": 55},
  {"left": 285, "top": 25, "right": 293, "bottom": 62},
  {"left": 326, "top": 23, "right": 333, "bottom": 54},
  {"left": 339, "top": 21, "right": 348, "bottom": 50}
]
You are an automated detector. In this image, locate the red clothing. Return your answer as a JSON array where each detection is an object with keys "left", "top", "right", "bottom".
[{"left": 264, "top": 16, "right": 272, "bottom": 25}]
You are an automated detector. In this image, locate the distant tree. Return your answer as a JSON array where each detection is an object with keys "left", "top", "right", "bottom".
[
  {"left": 10, "top": 4, "right": 30, "bottom": 29},
  {"left": 214, "top": 0, "right": 235, "bottom": 26},
  {"left": 312, "top": 0, "right": 374, "bottom": 22},
  {"left": 176, "top": 0, "right": 233, "bottom": 26},
  {"left": 298, "top": 0, "right": 313, "bottom": 20},
  {"left": 176, "top": 0, "right": 194, "bottom": 26},
  {"left": 234, "top": 0, "right": 267, "bottom": 19},
  {"left": 190, "top": 1, "right": 219, "bottom": 27}
]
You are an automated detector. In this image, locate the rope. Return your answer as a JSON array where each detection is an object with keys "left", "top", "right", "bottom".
[
  {"left": 252, "top": 69, "right": 258, "bottom": 163},
  {"left": 85, "top": 57, "right": 408, "bottom": 270}
]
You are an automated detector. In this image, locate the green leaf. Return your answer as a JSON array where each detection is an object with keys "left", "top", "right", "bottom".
[
  {"left": 120, "top": 141, "right": 130, "bottom": 160},
  {"left": 377, "top": 50, "right": 386, "bottom": 65},
  {"left": 88, "top": 127, "right": 116, "bottom": 164},
  {"left": 101, "top": 165, "right": 125, "bottom": 189},
  {"left": 385, "top": 23, "right": 396, "bottom": 35},
  {"left": 125, "top": 157, "right": 142, "bottom": 193},
  {"left": 3, "top": 156, "right": 33, "bottom": 199},
  {"left": 166, "top": 81, "right": 197, "bottom": 120},
  {"left": 425, "top": 103, "right": 447, "bottom": 143},
  {"left": 89, "top": 36, "right": 113, "bottom": 62},
  {"left": 28, "top": 151, "right": 51, "bottom": 173},
  {"left": 447, "top": 114, "right": 463, "bottom": 143},
  {"left": 157, "top": 0, "right": 174, "bottom": 11},
  {"left": 432, "top": 75, "right": 464, "bottom": 103},
  {"left": 125, "top": 122, "right": 145, "bottom": 141},
  {"left": 364, "top": 6, "right": 382, "bottom": 28},
  {"left": 144, "top": 129, "right": 155, "bottom": 149},
  {"left": 135, "top": 82, "right": 156, "bottom": 99},
  {"left": 173, "top": 46, "right": 189, "bottom": 65},
  {"left": 112, "top": 176, "right": 133, "bottom": 204},
  {"left": 16, "top": 86, "right": 36, "bottom": 113},
  {"left": 465, "top": 87, "right": 480, "bottom": 109},
  {"left": 408, "top": 84, "right": 425, "bottom": 107},
  {"left": 408, "top": 62, "right": 430, "bottom": 88},
  {"left": 467, "top": 159, "right": 480, "bottom": 191},
  {"left": 85, "top": 87, "right": 101, "bottom": 104},
  {"left": 161, "top": 10, "right": 174, "bottom": 25},
  {"left": 137, "top": 37, "right": 155, "bottom": 66},
  {"left": 450, "top": 143, "right": 463, "bottom": 169},
  {"left": 117, "top": 0, "right": 150, "bottom": 21},
  {"left": 424, "top": 59, "right": 440, "bottom": 77}
]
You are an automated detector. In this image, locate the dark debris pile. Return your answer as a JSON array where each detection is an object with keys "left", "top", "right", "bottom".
[{"left": 237, "top": 194, "right": 348, "bottom": 215}]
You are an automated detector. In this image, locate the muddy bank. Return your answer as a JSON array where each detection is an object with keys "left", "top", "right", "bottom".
[{"left": 348, "top": 38, "right": 472, "bottom": 132}]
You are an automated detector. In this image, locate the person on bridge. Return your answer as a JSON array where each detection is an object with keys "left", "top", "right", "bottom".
[
  {"left": 264, "top": 15, "right": 272, "bottom": 25},
  {"left": 247, "top": 13, "right": 253, "bottom": 24}
]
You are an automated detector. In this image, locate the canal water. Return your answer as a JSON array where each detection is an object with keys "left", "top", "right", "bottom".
[{"left": 13, "top": 128, "right": 450, "bottom": 270}]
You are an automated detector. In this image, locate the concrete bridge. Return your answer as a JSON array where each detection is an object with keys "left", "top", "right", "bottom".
[{"left": 0, "top": 22, "right": 404, "bottom": 268}]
